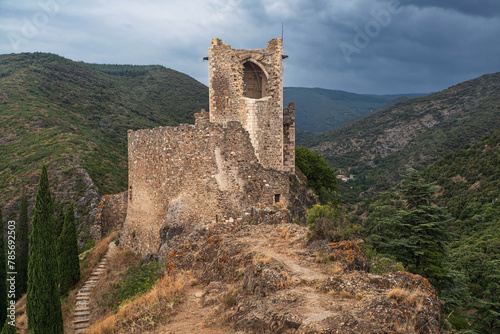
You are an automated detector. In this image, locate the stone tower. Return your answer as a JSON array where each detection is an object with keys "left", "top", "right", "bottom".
[{"left": 208, "top": 38, "right": 295, "bottom": 172}]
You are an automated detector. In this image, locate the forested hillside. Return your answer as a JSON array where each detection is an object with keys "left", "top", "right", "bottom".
[
  {"left": 0, "top": 52, "right": 208, "bottom": 236},
  {"left": 305, "top": 73, "right": 500, "bottom": 202},
  {"left": 425, "top": 129, "right": 500, "bottom": 331},
  {"left": 284, "top": 87, "right": 426, "bottom": 134},
  {"left": 363, "top": 129, "right": 500, "bottom": 331}
]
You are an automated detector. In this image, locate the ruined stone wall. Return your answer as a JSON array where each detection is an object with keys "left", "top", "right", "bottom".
[
  {"left": 122, "top": 111, "right": 290, "bottom": 255},
  {"left": 283, "top": 102, "right": 296, "bottom": 173},
  {"left": 91, "top": 191, "right": 128, "bottom": 241},
  {"left": 208, "top": 38, "right": 284, "bottom": 171}
]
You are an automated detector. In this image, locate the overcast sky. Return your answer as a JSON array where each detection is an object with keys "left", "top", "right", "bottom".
[{"left": 1, "top": 0, "right": 499, "bottom": 94}]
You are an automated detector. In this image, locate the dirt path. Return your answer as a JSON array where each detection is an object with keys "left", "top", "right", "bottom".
[{"left": 147, "top": 286, "right": 232, "bottom": 334}]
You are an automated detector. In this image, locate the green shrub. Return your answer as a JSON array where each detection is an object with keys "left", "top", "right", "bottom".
[
  {"left": 79, "top": 238, "right": 95, "bottom": 254},
  {"left": 295, "top": 146, "right": 339, "bottom": 206},
  {"left": 101, "top": 261, "right": 162, "bottom": 310},
  {"left": 307, "top": 204, "right": 359, "bottom": 242}
]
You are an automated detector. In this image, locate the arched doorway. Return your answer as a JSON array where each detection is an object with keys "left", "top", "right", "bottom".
[{"left": 243, "top": 61, "right": 267, "bottom": 99}]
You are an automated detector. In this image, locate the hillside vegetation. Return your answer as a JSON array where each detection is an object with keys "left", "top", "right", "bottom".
[
  {"left": 362, "top": 129, "right": 500, "bottom": 331},
  {"left": 0, "top": 52, "right": 208, "bottom": 232},
  {"left": 425, "top": 129, "right": 500, "bottom": 331},
  {"left": 284, "top": 87, "right": 426, "bottom": 134},
  {"left": 306, "top": 73, "right": 500, "bottom": 201}
]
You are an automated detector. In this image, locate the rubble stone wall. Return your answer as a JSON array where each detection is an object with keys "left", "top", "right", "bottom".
[
  {"left": 283, "top": 102, "right": 296, "bottom": 173},
  {"left": 91, "top": 191, "right": 128, "bottom": 241},
  {"left": 208, "top": 38, "right": 287, "bottom": 171},
  {"left": 122, "top": 111, "right": 290, "bottom": 255}
]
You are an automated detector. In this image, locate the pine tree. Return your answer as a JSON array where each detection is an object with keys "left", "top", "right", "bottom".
[
  {"left": 57, "top": 202, "right": 80, "bottom": 295},
  {"left": 0, "top": 208, "right": 7, "bottom": 327},
  {"left": 365, "top": 169, "right": 451, "bottom": 289},
  {"left": 16, "top": 187, "right": 29, "bottom": 299},
  {"left": 0, "top": 319, "right": 16, "bottom": 334},
  {"left": 26, "top": 166, "right": 63, "bottom": 333}
]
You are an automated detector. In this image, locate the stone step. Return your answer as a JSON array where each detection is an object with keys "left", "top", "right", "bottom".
[
  {"left": 75, "top": 307, "right": 90, "bottom": 312},
  {"left": 76, "top": 295, "right": 90, "bottom": 301},
  {"left": 75, "top": 304, "right": 90, "bottom": 309},
  {"left": 74, "top": 310, "right": 91, "bottom": 316},
  {"left": 74, "top": 315, "right": 90, "bottom": 322},
  {"left": 76, "top": 300, "right": 90, "bottom": 306},
  {"left": 77, "top": 293, "right": 91, "bottom": 298},
  {"left": 74, "top": 321, "right": 89, "bottom": 329},
  {"left": 74, "top": 329, "right": 87, "bottom": 334}
]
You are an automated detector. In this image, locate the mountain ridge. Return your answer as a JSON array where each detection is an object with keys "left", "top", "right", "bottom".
[
  {"left": 284, "top": 86, "right": 428, "bottom": 134},
  {"left": 0, "top": 52, "right": 209, "bottom": 240},
  {"left": 304, "top": 72, "right": 500, "bottom": 200}
]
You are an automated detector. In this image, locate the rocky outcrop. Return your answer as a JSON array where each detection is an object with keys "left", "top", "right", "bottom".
[{"left": 157, "top": 216, "right": 443, "bottom": 333}]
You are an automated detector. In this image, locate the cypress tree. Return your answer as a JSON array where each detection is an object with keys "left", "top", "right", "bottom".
[
  {"left": 0, "top": 319, "right": 16, "bottom": 334},
  {"left": 54, "top": 202, "right": 65, "bottom": 239},
  {"left": 57, "top": 202, "right": 80, "bottom": 295},
  {"left": 0, "top": 208, "right": 7, "bottom": 327},
  {"left": 16, "top": 187, "right": 29, "bottom": 299},
  {"left": 26, "top": 166, "right": 63, "bottom": 333}
]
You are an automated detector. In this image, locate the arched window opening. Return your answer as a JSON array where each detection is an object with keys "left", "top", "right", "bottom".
[{"left": 243, "top": 61, "right": 267, "bottom": 99}]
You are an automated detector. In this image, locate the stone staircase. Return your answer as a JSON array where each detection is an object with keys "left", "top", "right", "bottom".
[{"left": 74, "top": 244, "right": 113, "bottom": 333}]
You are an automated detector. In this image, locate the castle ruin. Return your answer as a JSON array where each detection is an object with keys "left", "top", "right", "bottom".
[{"left": 121, "top": 38, "right": 295, "bottom": 255}]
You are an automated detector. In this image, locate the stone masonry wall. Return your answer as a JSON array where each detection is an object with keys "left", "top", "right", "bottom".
[
  {"left": 91, "top": 191, "right": 128, "bottom": 241},
  {"left": 283, "top": 102, "right": 296, "bottom": 173},
  {"left": 122, "top": 110, "right": 290, "bottom": 255},
  {"left": 208, "top": 38, "right": 284, "bottom": 171}
]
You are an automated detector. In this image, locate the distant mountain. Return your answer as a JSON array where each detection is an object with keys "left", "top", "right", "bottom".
[
  {"left": 0, "top": 52, "right": 208, "bottom": 234},
  {"left": 304, "top": 73, "right": 500, "bottom": 201},
  {"left": 284, "top": 87, "right": 427, "bottom": 133}
]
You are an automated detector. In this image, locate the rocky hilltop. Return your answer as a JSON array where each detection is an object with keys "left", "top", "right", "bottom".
[{"left": 70, "top": 205, "right": 444, "bottom": 334}]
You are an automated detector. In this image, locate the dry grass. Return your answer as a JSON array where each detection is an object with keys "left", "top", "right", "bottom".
[
  {"left": 88, "top": 272, "right": 188, "bottom": 334},
  {"left": 280, "top": 225, "right": 294, "bottom": 241},
  {"left": 388, "top": 287, "right": 428, "bottom": 333},
  {"left": 253, "top": 254, "right": 271, "bottom": 264},
  {"left": 327, "top": 262, "right": 344, "bottom": 275},
  {"left": 80, "top": 231, "right": 120, "bottom": 284},
  {"left": 339, "top": 290, "right": 355, "bottom": 299},
  {"left": 15, "top": 295, "right": 28, "bottom": 334},
  {"left": 89, "top": 246, "right": 141, "bottom": 322},
  {"left": 106, "top": 247, "right": 141, "bottom": 273},
  {"left": 314, "top": 251, "right": 336, "bottom": 264},
  {"left": 388, "top": 287, "right": 426, "bottom": 310},
  {"left": 388, "top": 287, "right": 410, "bottom": 301},
  {"left": 221, "top": 287, "right": 238, "bottom": 310}
]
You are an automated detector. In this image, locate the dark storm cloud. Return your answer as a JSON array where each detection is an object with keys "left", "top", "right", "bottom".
[
  {"left": 403, "top": 0, "right": 500, "bottom": 18},
  {"left": 0, "top": 0, "right": 498, "bottom": 94}
]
